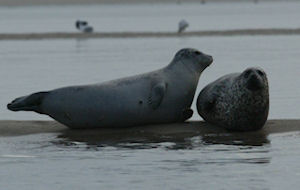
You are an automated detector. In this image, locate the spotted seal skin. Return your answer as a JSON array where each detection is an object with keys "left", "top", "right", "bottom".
[
  {"left": 7, "top": 48, "right": 213, "bottom": 129},
  {"left": 197, "top": 67, "right": 269, "bottom": 131}
]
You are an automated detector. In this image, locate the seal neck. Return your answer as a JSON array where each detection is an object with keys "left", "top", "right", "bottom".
[{"left": 167, "top": 59, "right": 201, "bottom": 78}]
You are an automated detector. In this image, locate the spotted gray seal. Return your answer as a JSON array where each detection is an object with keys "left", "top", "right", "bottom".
[
  {"left": 7, "top": 48, "right": 213, "bottom": 129},
  {"left": 197, "top": 67, "right": 269, "bottom": 131}
]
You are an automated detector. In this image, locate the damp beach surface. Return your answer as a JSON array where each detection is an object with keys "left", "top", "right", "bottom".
[{"left": 1, "top": 1, "right": 300, "bottom": 189}]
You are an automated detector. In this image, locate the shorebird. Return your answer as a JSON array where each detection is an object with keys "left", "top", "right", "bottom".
[
  {"left": 75, "top": 20, "right": 93, "bottom": 33},
  {"left": 178, "top": 19, "right": 189, "bottom": 33}
]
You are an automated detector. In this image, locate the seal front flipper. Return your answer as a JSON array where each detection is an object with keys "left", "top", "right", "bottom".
[
  {"left": 148, "top": 82, "right": 167, "bottom": 110},
  {"left": 181, "top": 108, "right": 193, "bottom": 122},
  {"left": 7, "top": 92, "right": 48, "bottom": 114}
]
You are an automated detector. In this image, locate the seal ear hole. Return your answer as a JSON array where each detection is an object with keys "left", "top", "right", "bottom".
[{"left": 138, "top": 100, "right": 143, "bottom": 105}]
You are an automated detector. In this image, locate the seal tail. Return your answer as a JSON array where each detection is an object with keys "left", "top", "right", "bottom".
[{"left": 7, "top": 92, "right": 48, "bottom": 113}]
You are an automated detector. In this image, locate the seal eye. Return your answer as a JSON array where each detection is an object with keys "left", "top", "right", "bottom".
[
  {"left": 244, "top": 70, "right": 251, "bottom": 78},
  {"left": 257, "top": 70, "right": 264, "bottom": 76},
  {"left": 194, "top": 51, "right": 201, "bottom": 55}
]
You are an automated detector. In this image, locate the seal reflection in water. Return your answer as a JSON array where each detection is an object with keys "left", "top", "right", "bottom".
[
  {"left": 7, "top": 48, "right": 213, "bottom": 129},
  {"left": 197, "top": 67, "right": 269, "bottom": 131}
]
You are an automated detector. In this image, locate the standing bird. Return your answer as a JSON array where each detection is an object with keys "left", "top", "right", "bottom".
[
  {"left": 178, "top": 19, "right": 189, "bottom": 33},
  {"left": 75, "top": 20, "right": 93, "bottom": 33}
]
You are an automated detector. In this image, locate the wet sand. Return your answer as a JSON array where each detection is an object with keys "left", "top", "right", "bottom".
[
  {"left": 1, "top": 28, "right": 300, "bottom": 40},
  {"left": 0, "top": 120, "right": 299, "bottom": 138}
]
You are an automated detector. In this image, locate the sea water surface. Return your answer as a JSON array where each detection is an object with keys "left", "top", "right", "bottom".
[
  {"left": 0, "top": 131, "right": 300, "bottom": 189},
  {"left": 1, "top": 2, "right": 300, "bottom": 190},
  {"left": 0, "top": 1, "right": 300, "bottom": 33}
]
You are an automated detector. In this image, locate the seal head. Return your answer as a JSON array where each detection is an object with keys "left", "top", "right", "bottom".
[
  {"left": 197, "top": 67, "right": 269, "bottom": 131},
  {"left": 171, "top": 48, "right": 213, "bottom": 73},
  {"left": 242, "top": 68, "right": 267, "bottom": 91}
]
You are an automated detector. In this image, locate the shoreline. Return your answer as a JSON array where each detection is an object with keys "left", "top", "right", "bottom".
[
  {"left": 1, "top": 28, "right": 300, "bottom": 40},
  {"left": 0, "top": 119, "right": 299, "bottom": 137}
]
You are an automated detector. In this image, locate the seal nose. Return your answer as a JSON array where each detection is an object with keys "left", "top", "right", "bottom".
[
  {"left": 208, "top": 55, "right": 213, "bottom": 62},
  {"left": 247, "top": 73, "right": 263, "bottom": 91},
  {"left": 249, "top": 73, "right": 258, "bottom": 82},
  {"left": 206, "top": 55, "right": 213, "bottom": 65}
]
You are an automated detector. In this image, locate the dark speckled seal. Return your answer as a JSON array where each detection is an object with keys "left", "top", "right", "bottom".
[{"left": 197, "top": 67, "right": 269, "bottom": 131}]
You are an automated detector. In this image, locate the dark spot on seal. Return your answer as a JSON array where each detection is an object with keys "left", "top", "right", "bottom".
[{"left": 139, "top": 100, "right": 143, "bottom": 105}]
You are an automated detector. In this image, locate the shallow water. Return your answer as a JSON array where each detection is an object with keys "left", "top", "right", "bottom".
[
  {"left": 0, "top": 1, "right": 300, "bottom": 33},
  {"left": 0, "top": 131, "right": 300, "bottom": 189}
]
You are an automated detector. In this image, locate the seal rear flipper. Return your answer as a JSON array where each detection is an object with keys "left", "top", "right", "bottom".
[
  {"left": 7, "top": 92, "right": 48, "bottom": 113},
  {"left": 148, "top": 82, "right": 167, "bottom": 110}
]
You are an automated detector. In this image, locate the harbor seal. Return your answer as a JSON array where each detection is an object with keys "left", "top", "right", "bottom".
[
  {"left": 197, "top": 67, "right": 269, "bottom": 131},
  {"left": 7, "top": 48, "right": 213, "bottom": 129}
]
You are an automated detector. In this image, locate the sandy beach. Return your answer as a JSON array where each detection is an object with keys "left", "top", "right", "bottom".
[
  {"left": 0, "top": 28, "right": 300, "bottom": 40},
  {"left": 1, "top": 120, "right": 299, "bottom": 137}
]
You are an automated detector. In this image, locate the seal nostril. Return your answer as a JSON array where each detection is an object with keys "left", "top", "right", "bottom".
[{"left": 249, "top": 74, "right": 258, "bottom": 81}]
